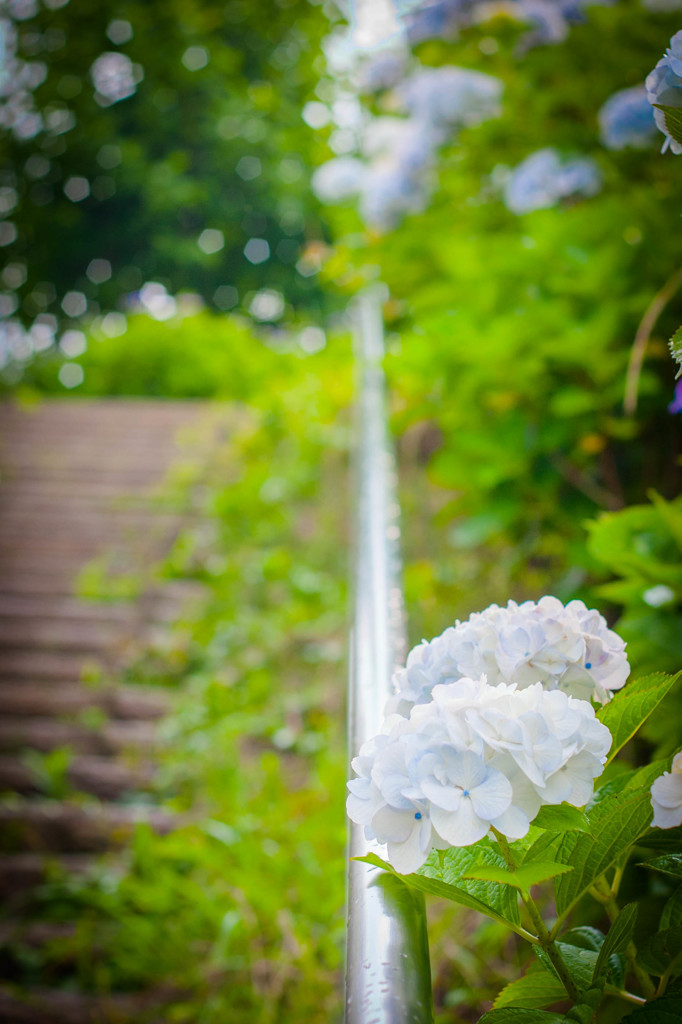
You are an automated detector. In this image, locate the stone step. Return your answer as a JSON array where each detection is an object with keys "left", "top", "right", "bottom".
[
  {"left": 0, "top": 754, "right": 156, "bottom": 799},
  {"left": 0, "top": 852, "right": 97, "bottom": 897},
  {"left": 0, "top": 617, "right": 131, "bottom": 651},
  {"left": 0, "top": 800, "right": 177, "bottom": 852},
  {"left": 0, "top": 594, "right": 182, "bottom": 625},
  {"left": 0, "top": 651, "right": 109, "bottom": 680},
  {"left": 0, "top": 718, "right": 159, "bottom": 755},
  {"left": 0, "top": 918, "right": 76, "bottom": 947},
  {"left": 0, "top": 683, "right": 169, "bottom": 719},
  {"left": 0, "top": 984, "right": 184, "bottom": 1024},
  {"left": 0, "top": 596, "right": 138, "bottom": 623}
]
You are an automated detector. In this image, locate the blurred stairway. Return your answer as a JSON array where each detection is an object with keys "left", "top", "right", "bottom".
[{"left": 0, "top": 399, "right": 220, "bottom": 1022}]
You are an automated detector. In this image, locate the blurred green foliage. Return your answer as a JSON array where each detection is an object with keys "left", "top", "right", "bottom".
[
  {"left": 1, "top": 0, "right": 332, "bottom": 327},
  {"left": 315, "top": 3, "right": 682, "bottom": 662},
  {"left": 15, "top": 310, "right": 308, "bottom": 398},
  {"left": 4, "top": 0, "right": 682, "bottom": 1021}
]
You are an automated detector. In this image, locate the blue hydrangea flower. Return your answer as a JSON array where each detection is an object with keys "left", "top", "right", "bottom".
[
  {"left": 598, "top": 85, "right": 657, "bottom": 150},
  {"left": 646, "top": 29, "right": 682, "bottom": 154},
  {"left": 504, "top": 148, "right": 601, "bottom": 215},
  {"left": 394, "top": 66, "right": 503, "bottom": 130}
]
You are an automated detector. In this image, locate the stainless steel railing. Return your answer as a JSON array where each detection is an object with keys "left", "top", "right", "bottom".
[{"left": 345, "top": 288, "right": 434, "bottom": 1024}]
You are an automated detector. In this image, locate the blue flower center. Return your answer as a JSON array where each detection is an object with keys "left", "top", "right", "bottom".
[
  {"left": 585, "top": 662, "right": 592, "bottom": 669},
  {"left": 462, "top": 790, "right": 470, "bottom": 797},
  {"left": 414, "top": 812, "right": 422, "bottom": 820}
]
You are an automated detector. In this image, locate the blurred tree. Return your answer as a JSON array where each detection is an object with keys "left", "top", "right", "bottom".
[{"left": 0, "top": 0, "right": 332, "bottom": 341}]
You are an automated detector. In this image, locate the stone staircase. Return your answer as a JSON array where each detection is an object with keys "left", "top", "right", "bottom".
[{"left": 0, "top": 398, "right": 222, "bottom": 1022}]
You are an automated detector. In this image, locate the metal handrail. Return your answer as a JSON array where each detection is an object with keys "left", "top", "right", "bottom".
[{"left": 345, "top": 288, "right": 434, "bottom": 1024}]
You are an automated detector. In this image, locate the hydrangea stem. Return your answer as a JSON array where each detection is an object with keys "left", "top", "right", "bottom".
[
  {"left": 591, "top": 876, "right": 656, "bottom": 1001},
  {"left": 491, "top": 828, "right": 580, "bottom": 1004}
]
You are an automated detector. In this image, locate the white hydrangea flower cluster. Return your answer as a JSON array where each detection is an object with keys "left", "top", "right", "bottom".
[
  {"left": 388, "top": 596, "right": 629, "bottom": 717},
  {"left": 347, "top": 676, "right": 612, "bottom": 873},
  {"left": 651, "top": 751, "right": 682, "bottom": 829}
]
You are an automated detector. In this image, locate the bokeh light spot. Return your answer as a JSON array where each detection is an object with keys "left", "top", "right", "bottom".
[
  {"left": 86, "top": 258, "right": 112, "bottom": 284},
  {"left": 244, "top": 238, "right": 270, "bottom": 264},
  {"left": 198, "top": 229, "right": 225, "bottom": 255},
  {"left": 61, "top": 291, "right": 87, "bottom": 317},
  {"left": 58, "top": 362, "right": 84, "bottom": 388},
  {"left": 64, "top": 176, "right": 90, "bottom": 202},
  {"left": 182, "top": 46, "right": 209, "bottom": 71}
]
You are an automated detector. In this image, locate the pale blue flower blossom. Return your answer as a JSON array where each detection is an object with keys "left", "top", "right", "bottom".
[
  {"left": 599, "top": 85, "right": 657, "bottom": 150},
  {"left": 417, "top": 748, "right": 513, "bottom": 847},
  {"left": 504, "top": 148, "right": 601, "bottom": 214},
  {"left": 348, "top": 662, "right": 613, "bottom": 872},
  {"left": 646, "top": 29, "right": 682, "bottom": 154},
  {"left": 651, "top": 752, "right": 682, "bottom": 829},
  {"left": 389, "top": 596, "right": 629, "bottom": 719},
  {"left": 394, "top": 66, "right": 503, "bottom": 130},
  {"left": 310, "top": 157, "right": 366, "bottom": 203}
]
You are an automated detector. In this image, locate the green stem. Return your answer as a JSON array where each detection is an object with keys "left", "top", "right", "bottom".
[
  {"left": 604, "top": 984, "right": 647, "bottom": 1007},
  {"left": 591, "top": 877, "right": 657, "bottom": 1002},
  {"left": 492, "top": 829, "right": 580, "bottom": 1004}
]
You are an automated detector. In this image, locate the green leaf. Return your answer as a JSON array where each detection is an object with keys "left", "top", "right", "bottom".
[
  {"left": 638, "top": 826, "right": 682, "bottom": 852},
  {"left": 523, "top": 830, "right": 563, "bottom": 866},
  {"left": 561, "top": 927, "right": 605, "bottom": 953},
  {"left": 670, "top": 326, "right": 682, "bottom": 379},
  {"left": 593, "top": 904, "right": 637, "bottom": 982},
  {"left": 554, "top": 763, "right": 665, "bottom": 920},
  {"left": 620, "top": 996, "right": 682, "bottom": 1023},
  {"left": 533, "top": 944, "right": 561, "bottom": 979},
  {"left": 556, "top": 942, "right": 599, "bottom": 991},
  {"left": 494, "top": 968, "right": 566, "bottom": 1009},
  {"left": 462, "top": 861, "right": 573, "bottom": 890},
  {"left": 645, "top": 855, "right": 682, "bottom": 880},
  {"left": 661, "top": 887, "right": 682, "bottom": 931},
  {"left": 638, "top": 928, "right": 682, "bottom": 978},
  {"left": 653, "top": 105, "right": 682, "bottom": 147},
  {"left": 479, "top": 1010, "right": 567, "bottom": 1024},
  {"left": 597, "top": 673, "right": 681, "bottom": 765},
  {"left": 421, "top": 842, "right": 522, "bottom": 929},
  {"left": 355, "top": 854, "right": 531, "bottom": 938},
  {"left": 533, "top": 804, "right": 591, "bottom": 834}
]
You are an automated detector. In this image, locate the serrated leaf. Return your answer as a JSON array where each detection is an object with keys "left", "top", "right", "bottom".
[
  {"left": 356, "top": 853, "right": 531, "bottom": 938},
  {"left": 523, "top": 830, "right": 563, "bottom": 866},
  {"left": 670, "top": 326, "right": 682, "bottom": 379},
  {"left": 638, "top": 826, "right": 682, "bottom": 851},
  {"left": 421, "top": 842, "right": 522, "bottom": 929},
  {"left": 620, "top": 995, "right": 682, "bottom": 1023},
  {"left": 644, "top": 855, "right": 682, "bottom": 879},
  {"left": 637, "top": 928, "right": 682, "bottom": 978},
  {"left": 533, "top": 944, "right": 560, "bottom": 979},
  {"left": 661, "top": 887, "right": 682, "bottom": 931},
  {"left": 554, "top": 763, "right": 665, "bottom": 921},
  {"left": 593, "top": 903, "right": 637, "bottom": 982},
  {"left": 533, "top": 804, "right": 591, "bottom": 834},
  {"left": 494, "top": 968, "right": 566, "bottom": 1009},
  {"left": 556, "top": 942, "right": 599, "bottom": 990},
  {"left": 597, "top": 673, "right": 681, "bottom": 765},
  {"left": 479, "top": 1010, "right": 567, "bottom": 1024},
  {"left": 653, "top": 104, "right": 682, "bottom": 147},
  {"left": 463, "top": 861, "right": 573, "bottom": 890},
  {"left": 561, "top": 927, "right": 605, "bottom": 952}
]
